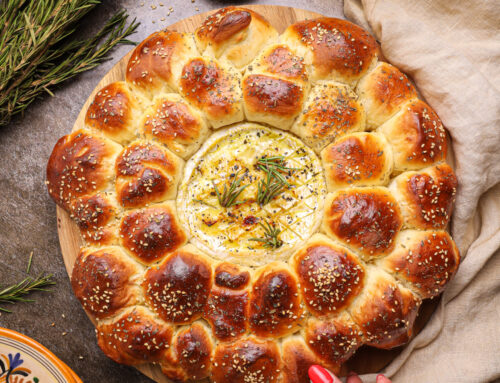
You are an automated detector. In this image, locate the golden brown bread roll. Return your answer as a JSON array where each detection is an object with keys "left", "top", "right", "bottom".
[
  {"left": 142, "top": 244, "right": 213, "bottom": 324},
  {"left": 46, "top": 8, "right": 462, "bottom": 382},
  {"left": 281, "top": 336, "right": 325, "bottom": 382},
  {"left": 162, "top": 322, "right": 213, "bottom": 382},
  {"left": 243, "top": 44, "right": 309, "bottom": 129},
  {"left": 96, "top": 306, "right": 173, "bottom": 365},
  {"left": 378, "top": 230, "right": 460, "bottom": 299},
  {"left": 71, "top": 246, "right": 142, "bottom": 320},
  {"left": 291, "top": 234, "right": 365, "bottom": 316},
  {"left": 248, "top": 262, "right": 304, "bottom": 338},
  {"left": 291, "top": 81, "right": 366, "bottom": 153},
  {"left": 115, "top": 140, "right": 184, "bottom": 208},
  {"left": 195, "top": 7, "right": 279, "bottom": 70},
  {"left": 68, "top": 192, "right": 120, "bottom": 246},
  {"left": 119, "top": 201, "right": 187, "bottom": 264},
  {"left": 204, "top": 284, "right": 249, "bottom": 342},
  {"left": 322, "top": 187, "right": 403, "bottom": 260},
  {"left": 212, "top": 337, "right": 282, "bottom": 383},
  {"left": 321, "top": 132, "right": 393, "bottom": 190},
  {"left": 281, "top": 18, "right": 379, "bottom": 85},
  {"left": 126, "top": 30, "right": 198, "bottom": 97},
  {"left": 85, "top": 81, "right": 145, "bottom": 144},
  {"left": 389, "top": 163, "right": 457, "bottom": 229},
  {"left": 178, "top": 56, "right": 244, "bottom": 128},
  {"left": 348, "top": 266, "right": 421, "bottom": 349},
  {"left": 305, "top": 312, "right": 363, "bottom": 371},
  {"left": 378, "top": 99, "right": 447, "bottom": 172},
  {"left": 357, "top": 62, "right": 418, "bottom": 129},
  {"left": 141, "top": 93, "right": 210, "bottom": 159},
  {"left": 46, "top": 129, "right": 122, "bottom": 209}
]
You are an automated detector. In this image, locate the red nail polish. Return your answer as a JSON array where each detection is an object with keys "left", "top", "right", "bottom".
[
  {"left": 308, "top": 365, "right": 333, "bottom": 383},
  {"left": 377, "top": 374, "right": 390, "bottom": 383}
]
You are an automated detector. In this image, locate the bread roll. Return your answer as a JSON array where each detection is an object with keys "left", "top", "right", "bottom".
[
  {"left": 195, "top": 7, "right": 278, "bottom": 70},
  {"left": 348, "top": 266, "right": 421, "bottom": 349},
  {"left": 389, "top": 164, "right": 457, "bottom": 229},
  {"left": 291, "top": 81, "right": 366, "bottom": 152},
  {"left": 321, "top": 131, "right": 393, "bottom": 190},
  {"left": 248, "top": 262, "right": 303, "bottom": 338},
  {"left": 142, "top": 244, "right": 212, "bottom": 324},
  {"left": 85, "top": 81, "right": 145, "bottom": 144},
  {"left": 178, "top": 56, "right": 244, "bottom": 128},
  {"left": 243, "top": 44, "right": 309, "bottom": 129},
  {"left": 378, "top": 230, "right": 460, "bottom": 298},
  {"left": 357, "top": 62, "right": 418, "bottom": 129},
  {"left": 46, "top": 129, "right": 122, "bottom": 209},
  {"left": 115, "top": 140, "right": 184, "bottom": 208},
  {"left": 71, "top": 246, "right": 142, "bottom": 320},
  {"left": 141, "top": 93, "right": 210, "bottom": 159},
  {"left": 96, "top": 306, "right": 173, "bottom": 365},
  {"left": 322, "top": 187, "right": 403, "bottom": 260},
  {"left": 378, "top": 99, "right": 447, "bottom": 172},
  {"left": 212, "top": 337, "right": 282, "bottom": 383},
  {"left": 161, "top": 322, "right": 213, "bottom": 382},
  {"left": 126, "top": 30, "right": 198, "bottom": 97},
  {"left": 119, "top": 201, "right": 187, "bottom": 264},
  {"left": 281, "top": 18, "right": 379, "bottom": 84},
  {"left": 291, "top": 234, "right": 365, "bottom": 316},
  {"left": 305, "top": 312, "right": 363, "bottom": 371},
  {"left": 69, "top": 192, "right": 120, "bottom": 245}
]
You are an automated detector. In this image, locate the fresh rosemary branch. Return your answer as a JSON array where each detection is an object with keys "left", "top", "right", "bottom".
[
  {"left": 249, "top": 220, "right": 283, "bottom": 249},
  {"left": 0, "top": 0, "right": 140, "bottom": 126},
  {"left": 212, "top": 171, "right": 249, "bottom": 208},
  {"left": 257, "top": 171, "right": 287, "bottom": 206},
  {"left": 0, "top": 274, "right": 55, "bottom": 313},
  {"left": 256, "top": 155, "right": 297, "bottom": 185}
]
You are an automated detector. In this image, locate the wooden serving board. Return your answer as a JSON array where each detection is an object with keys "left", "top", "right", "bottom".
[{"left": 56, "top": 4, "right": 439, "bottom": 381}]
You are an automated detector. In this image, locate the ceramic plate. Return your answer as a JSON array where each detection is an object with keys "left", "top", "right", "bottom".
[{"left": 0, "top": 327, "right": 82, "bottom": 383}]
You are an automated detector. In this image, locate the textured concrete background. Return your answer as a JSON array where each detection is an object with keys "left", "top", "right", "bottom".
[{"left": 0, "top": 1, "right": 343, "bottom": 382}]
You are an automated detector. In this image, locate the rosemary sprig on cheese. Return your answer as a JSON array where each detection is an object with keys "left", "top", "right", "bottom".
[
  {"left": 212, "top": 170, "right": 249, "bottom": 208},
  {"left": 257, "top": 171, "right": 287, "bottom": 206},
  {"left": 256, "top": 155, "right": 299, "bottom": 205},
  {"left": 249, "top": 220, "right": 283, "bottom": 249},
  {"left": 256, "top": 155, "right": 298, "bottom": 185}
]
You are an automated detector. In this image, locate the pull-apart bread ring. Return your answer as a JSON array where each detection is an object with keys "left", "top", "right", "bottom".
[{"left": 47, "top": 7, "right": 460, "bottom": 382}]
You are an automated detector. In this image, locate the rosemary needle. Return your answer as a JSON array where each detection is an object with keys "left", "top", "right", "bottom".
[
  {"left": 249, "top": 220, "right": 284, "bottom": 249},
  {"left": 0, "top": 1, "right": 139, "bottom": 126},
  {"left": 212, "top": 170, "right": 249, "bottom": 208},
  {"left": 0, "top": 274, "right": 55, "bottom": 313}
]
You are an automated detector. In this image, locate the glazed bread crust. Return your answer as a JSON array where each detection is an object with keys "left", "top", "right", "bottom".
[{"left": 46, "top": 8, "right": 461, "bottom": 382}]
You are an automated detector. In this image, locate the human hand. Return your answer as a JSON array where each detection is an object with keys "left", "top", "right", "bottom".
[{"left": 309, "top": 365, "right": 391, "bottom": 383}]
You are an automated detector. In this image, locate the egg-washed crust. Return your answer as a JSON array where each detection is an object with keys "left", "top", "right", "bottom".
[{"left": 46, "top": 9, "right": 460, "bottom": 382}]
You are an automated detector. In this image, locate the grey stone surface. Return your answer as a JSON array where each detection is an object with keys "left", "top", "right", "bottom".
[{"left": 0, "top": 1, "right": 343, "bottom": 382}]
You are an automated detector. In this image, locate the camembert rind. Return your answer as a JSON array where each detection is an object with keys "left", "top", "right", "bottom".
[{"left": 177, "top": 123, "right": 326, "bottom": 267}]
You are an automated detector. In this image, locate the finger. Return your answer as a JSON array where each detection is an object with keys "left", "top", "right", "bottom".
[
  {"left": 346, "top": 371, "right": 364, "bottom": 383},
  {"left": 308, "top": 365, "right": 342, "bottom": 383},
  {"left": 376, "top": 374, "right": 392, "bottom": 383}
]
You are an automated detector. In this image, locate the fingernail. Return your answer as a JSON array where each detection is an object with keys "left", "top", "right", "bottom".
[
  {"left": 308, "top": 365, "right": 333, "bottom": 383},
  {"left": 377, "top": 374, "right": 391, "bottom": 383}
]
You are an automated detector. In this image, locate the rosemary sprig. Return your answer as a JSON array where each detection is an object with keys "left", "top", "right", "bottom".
[
  {"left": 0, "top": 0, "right": 139, "bottom": 126},
  {"left": 249, "top": 220, "right": 283, "bottom": 249},
  {"left": 256, "top": 155, "right": 298, "bottom": 185},
  {"left": 0, "top": 274, "right": 55, "bottom": 313},
  {"left": 257, "top": 171, "right": 287, "bottom": 206},
  {"left": 212, "top": 171, "right": 249, "bottom": 208}
]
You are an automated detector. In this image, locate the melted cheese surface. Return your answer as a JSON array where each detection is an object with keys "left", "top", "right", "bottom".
[{"left": 177, "top": 123, "right": 326, "bottom": 266}]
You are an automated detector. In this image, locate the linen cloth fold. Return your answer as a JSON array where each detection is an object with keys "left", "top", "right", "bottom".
[{"left": 343, "top": 0, "right": 500, "bottom": 382}]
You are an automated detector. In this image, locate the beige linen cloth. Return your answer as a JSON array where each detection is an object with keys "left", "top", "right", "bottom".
[{"left": 342, "top": 0, "right": 500, "bottom": 382}]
